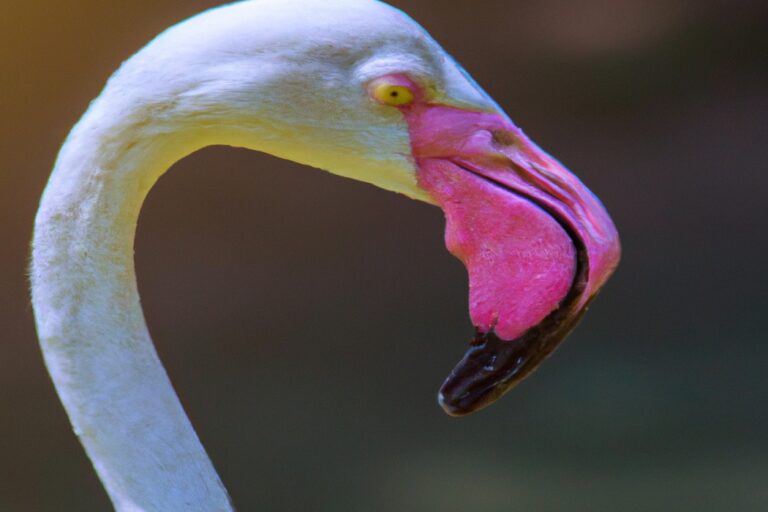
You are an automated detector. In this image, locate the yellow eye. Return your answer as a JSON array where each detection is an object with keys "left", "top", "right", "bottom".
[{"left": 370, "top": 80, "right": 415, "bottom": 107}]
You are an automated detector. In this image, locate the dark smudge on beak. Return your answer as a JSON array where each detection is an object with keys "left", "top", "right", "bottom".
[{"left": 439, "top": 238, "right": 590, "bottom": 416}]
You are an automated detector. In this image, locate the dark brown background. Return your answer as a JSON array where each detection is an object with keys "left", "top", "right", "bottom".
[{"left": 2, "top": 1, "right": 767, "bottom": 510}]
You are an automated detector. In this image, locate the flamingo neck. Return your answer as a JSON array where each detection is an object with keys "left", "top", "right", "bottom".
[{"left": 30, "top": 92, "right": 234, "bottom": 510}]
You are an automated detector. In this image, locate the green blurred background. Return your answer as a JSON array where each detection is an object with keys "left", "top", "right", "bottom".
[{"left": 2, "top": 0, "right": 767, "bottom": 510}]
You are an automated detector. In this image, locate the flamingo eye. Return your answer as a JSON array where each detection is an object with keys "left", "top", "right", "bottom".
[{"left": 370, "top": 79, "right": 415, "bottom": 107}]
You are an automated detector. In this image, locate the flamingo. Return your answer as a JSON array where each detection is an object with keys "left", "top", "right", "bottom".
[{"left": 30, "top": 0, "right": 621, "bottom": 510}]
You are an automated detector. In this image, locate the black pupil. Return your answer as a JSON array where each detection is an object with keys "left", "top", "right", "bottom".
[{"left": 391, "top": 91, "right": 398, "bottom": 97}]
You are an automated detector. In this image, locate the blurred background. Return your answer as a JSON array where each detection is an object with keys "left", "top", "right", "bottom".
[{"left": 2, "top": 0, "right": 767, "bottom": 510}]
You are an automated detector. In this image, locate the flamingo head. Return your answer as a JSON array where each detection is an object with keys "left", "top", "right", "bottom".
[{"left": 135, "top": 0, "right": 620, "bottom": 415}]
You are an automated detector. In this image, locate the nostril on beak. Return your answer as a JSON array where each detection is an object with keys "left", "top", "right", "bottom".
[{"left": 490, "top": 129, "right": 517, "bottom": 148}]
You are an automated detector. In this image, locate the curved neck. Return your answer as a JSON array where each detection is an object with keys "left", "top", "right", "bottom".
[{"left": 31, "top": 93, "right": 234, "bottom": 510}]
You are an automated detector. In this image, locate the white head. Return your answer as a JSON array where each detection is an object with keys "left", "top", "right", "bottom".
[{"left": 99, "top": 0, "right": 496, "bottom": 199}]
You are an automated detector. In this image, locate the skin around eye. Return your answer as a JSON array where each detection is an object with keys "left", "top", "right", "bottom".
[{"left": 370, "top": 79, "right": 415, "bottom": 106}]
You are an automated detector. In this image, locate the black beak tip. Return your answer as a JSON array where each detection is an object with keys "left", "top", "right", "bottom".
[
  {"left": 436, "top": 283, "right": 590, "bottom": 416},
  {"left": 437, "top": 390, "right": 472, "bottom": 417},
  {"left": 438, "top": 388, "right": 501, "bottom": 417},
  {"left": 436, "top": 329, "right": 528, "bottom": 417},
  {"left": 436, "top": 317, "right": 582, "bottom": 416}
]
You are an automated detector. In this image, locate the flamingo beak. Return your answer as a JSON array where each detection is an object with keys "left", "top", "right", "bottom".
[{"left": 405, "top": 104, "right": 621, "bottom": 416}]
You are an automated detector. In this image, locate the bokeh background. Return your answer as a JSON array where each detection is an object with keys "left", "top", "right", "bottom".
[{"left": 2, "top": 0, "right": 767, "bottom": 510}]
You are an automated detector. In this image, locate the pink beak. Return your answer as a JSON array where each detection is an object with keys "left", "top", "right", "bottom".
[{"left": 405, "top": 103, "right": 621, "bottom": 416}]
